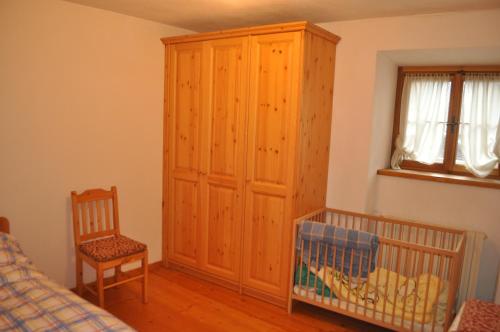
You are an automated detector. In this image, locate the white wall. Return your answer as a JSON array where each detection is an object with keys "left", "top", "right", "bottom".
[
  {"left": 0, "top": 0, "right": 191, "bottom": 287},
  {"left": 321, "top": 10, "right": 500, "bottom": 300},
  {"left": 1, "top": 0, "right": 499, "bottom": 302}
]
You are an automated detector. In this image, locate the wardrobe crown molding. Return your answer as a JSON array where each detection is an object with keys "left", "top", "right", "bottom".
[{"left": 161, "top": 21, "right": 341, "bottom": 45}]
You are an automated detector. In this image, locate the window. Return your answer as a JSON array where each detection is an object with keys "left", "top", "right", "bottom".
[{"left": 391, "top": 66, "right": 500, "bottom": 179}]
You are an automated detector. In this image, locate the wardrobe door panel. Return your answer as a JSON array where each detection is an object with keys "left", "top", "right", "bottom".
[
  {"left": 247, "top": 194, "right": 286, "bottom": 288},
  {"left": 205, "top": 184, "right": 239, "bottom": 273},
  {"left": 243, "top": 32, "right": 301, "bottom": 298},
  {"left": 199, "top": 37, "right": 248, "bottom": 281},
  {"left": 171, "top": 179, "right": 199, "bottom": 265},
  {"left": 166, "top": 42, "right": 204, "bottom": 267}
]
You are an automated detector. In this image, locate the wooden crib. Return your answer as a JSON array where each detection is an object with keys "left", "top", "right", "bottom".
[{"left": 288, "top": 208, "right": 466, "bottom": 332}]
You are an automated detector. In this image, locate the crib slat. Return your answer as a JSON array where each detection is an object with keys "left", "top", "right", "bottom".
[
  {"left": 355, "top": 250, "right": 363, "bottom": 313},
  {"left": 313, "top": 241, "right": 321, "bottom": 302},
  {"left": 431, "top": 253, "right": 445, "bottom": 332},
  {"left": 381, "top": 243, "right": 392, "bottom": 323},
  {"left": 363, "top": 248, "right": 372, "bottom": 318},
  {"left": 298, "top": 239, "right": 305, "bottom": 296},
  {"left": 421, "top": 252, "right": 435, "bottom": 332},
  {"left": 321, "top": 243, "right": 328, "bottom": 301},
  {"left": 400, "top": 245, "right": 413, "bottom": 329},
  {"left": 373, "top": 244, "right": 383, "bottom": 321},
  {"left": 390, "top": 245, "right": 402, "bottom": 326},
  {"left": 306, "top": 240, "right": 313, "bottom": 299},
  {"left": 330, "top": 245, "right": 337, "bottom": 306},
  {"left": 346, "top": 250, "right": 354, "bottom": 309},
  {"left": 410, "top": 249, "right": 425, "bottom": 331},
  {"left": 339, "top": 247, "right": 346, "bottom": 310},
  {"left": 443, "top": 255, "right": 456, "bottom": 330}
]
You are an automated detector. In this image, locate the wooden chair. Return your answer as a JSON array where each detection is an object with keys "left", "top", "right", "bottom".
[
  {"left": 71, "top": 186, "right": 148, "bottom": 307},
  {"left": 0, "top": 217, "right": 10, "bottom": 234}
]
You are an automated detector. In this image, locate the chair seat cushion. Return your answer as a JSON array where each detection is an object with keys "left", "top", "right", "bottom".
[{"left": 79, "top": 235, "right": 146, "bottom": 262}]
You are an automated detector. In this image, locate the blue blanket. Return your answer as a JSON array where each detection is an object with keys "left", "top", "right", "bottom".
[{"left": 296, "top": 221, "right": 379, "bottom": 278}]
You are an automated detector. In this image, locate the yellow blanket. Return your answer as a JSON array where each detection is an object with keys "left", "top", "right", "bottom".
[{"left": 311, "top": 266, "right": 448, "bottom": 324}]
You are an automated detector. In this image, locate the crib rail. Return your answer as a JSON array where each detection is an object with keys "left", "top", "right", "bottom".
[
  {"left": 303, "top": 208, "right": 464, "bottom": 252},
  {"left": 289, "top": 208, "right": 466, "bottom": 332}
]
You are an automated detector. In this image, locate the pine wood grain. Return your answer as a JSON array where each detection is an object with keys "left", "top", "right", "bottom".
[
  {"left": 293, "top": 31, "right": 336, "bottom": 218},
  {"left": 199, "top": 37, "right": 248, "bottom": 282},
  {"left": 242, "top": 31, "right": 302, "bottom": 299},
  {"left": 166, "top": 42, "right": 204, "bottom": 268},
  {"left": 71, "top": 187, "right": 148, "bottom": 307},
  {"left": 85, "top": 266, "right": 387, "bottom": 332},
  {"left": 163, "top": 22, "right": 339, "bottom": 305},
  {"left": 161, "top": 21, "right": 340, "bottom": 45}
]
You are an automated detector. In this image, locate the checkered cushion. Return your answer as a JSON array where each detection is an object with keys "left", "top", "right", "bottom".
[{"left": 79, "top": 236, "right": 146, "bottom": 262}]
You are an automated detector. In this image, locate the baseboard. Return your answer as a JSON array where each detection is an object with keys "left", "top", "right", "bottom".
[
  {"left": 165, "top": 261, "right": 287, "bottom": 308},
  {"left": 241, "top": 286, "right": 287, "bottom": 308},
  {"left": 166, "top": 261, "right": 240, "bottom": 292},
  {"left": 148, "top": 261, "right": 163, "bottom": 271}
]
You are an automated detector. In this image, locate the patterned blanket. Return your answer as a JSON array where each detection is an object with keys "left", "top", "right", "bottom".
[
  {"left": 457, "top": 299, "right": 500, "bottom": 332},
  {"left": 297, "top": 221, "right": 379, "bottom": 278},
  {"left": 0, "top": 232, "right": 133, "bottom": 331}
]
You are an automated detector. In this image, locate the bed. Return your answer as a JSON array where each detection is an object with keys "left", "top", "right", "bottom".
[{"left": 0, "top": 217, "right": 134, "bottom": 331}]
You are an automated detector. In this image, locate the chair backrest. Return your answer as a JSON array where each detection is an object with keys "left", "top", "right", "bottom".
[
  {"left": 71, "top": 186, "right": 120, "bottom": 245},
  {"left": 0, "top": 217, "right": 10, "bottom": 234}
]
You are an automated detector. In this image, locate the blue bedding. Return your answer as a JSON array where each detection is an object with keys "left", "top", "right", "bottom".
[{"left": 297, "top": 221, "right": 379, "bottom": 278}]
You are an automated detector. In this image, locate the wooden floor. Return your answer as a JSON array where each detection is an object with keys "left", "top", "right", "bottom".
[{"left": 83, "top": 265, "right": 388, "bottom": 332}]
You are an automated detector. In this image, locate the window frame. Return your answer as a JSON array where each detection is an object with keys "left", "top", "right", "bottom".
[{"left": 391, "top": 65, "right": 500, "bottom": 179}]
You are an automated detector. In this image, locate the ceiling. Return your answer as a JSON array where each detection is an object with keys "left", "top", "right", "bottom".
[{"left": 64, "top": 0, "right": 500, "bottom": 32}]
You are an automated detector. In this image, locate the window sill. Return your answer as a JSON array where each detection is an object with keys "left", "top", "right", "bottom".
[{"left": 377, "top": 168, "right": 500, "bottom": 190}]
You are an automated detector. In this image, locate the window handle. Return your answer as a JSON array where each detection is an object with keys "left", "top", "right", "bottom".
[
  {"left": 437, "top": 121, "right": 470, "bottom": 125},
  {"left": 437, "top": 120, "right": 459, "bottom": 134}
]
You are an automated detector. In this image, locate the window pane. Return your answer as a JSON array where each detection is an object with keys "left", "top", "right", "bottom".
[
  {"left": 401, "top": 74, "right": 452, "bottom": 165},
  {"left": 458, "top": 73, "right": 500, "bottom": 176}
]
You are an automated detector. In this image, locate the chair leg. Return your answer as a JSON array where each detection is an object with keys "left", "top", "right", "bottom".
[
  {"left": 97, "top": 266, "right": 105, "bottom": 308},
  {"left": 76, "top": 255, "right": 84, "bottom": 296},
  {"left": 114, "top": 266, "right": 121, "bottom": 283},
  {"left": 142, "top": 252, "right": 148, "bottom": 304}
]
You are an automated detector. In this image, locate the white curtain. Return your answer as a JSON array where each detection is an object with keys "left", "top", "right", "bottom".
[
  {"left": 391, "top": 74, "right": 451, "bottom": 168},
  {"left": 459, "top": 73, "right": 500, "bottom": 177}
]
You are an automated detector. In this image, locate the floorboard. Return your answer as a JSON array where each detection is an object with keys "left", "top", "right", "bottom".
[{"left": 82, "top": 266, "right": 388, "bottom": 332}]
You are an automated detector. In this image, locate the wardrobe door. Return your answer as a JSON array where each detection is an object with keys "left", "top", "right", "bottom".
[
  {"left": 242, "top": 32, "right": 302, "bottom": 298},
  {"left": 166, "top": 42, "right": 204, "bottom": 267},
  {"left": 199, "top": 37, "right": 249, "bottom": 281}
]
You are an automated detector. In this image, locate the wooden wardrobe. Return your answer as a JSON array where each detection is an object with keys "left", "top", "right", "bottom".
[{"left": 161, "top": 21, "right": 339, "bottom": 306}]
